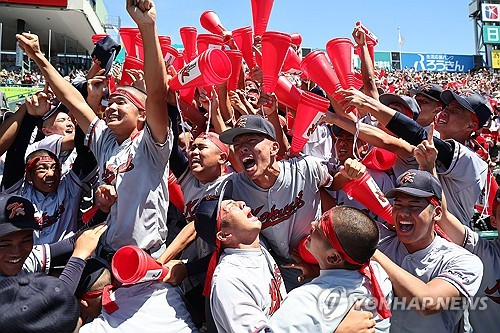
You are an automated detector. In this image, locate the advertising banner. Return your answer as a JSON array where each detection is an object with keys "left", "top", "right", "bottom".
[{"left": 401, "top": 53, "right": 474, "bottom": 72}]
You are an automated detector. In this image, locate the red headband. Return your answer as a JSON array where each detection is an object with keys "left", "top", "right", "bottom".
[
  {"left": 25, "top": 155, "right": 59, "bottom": 172},
  {"left": 197, "top": 132, "right": 229, "bottom": 155},
  {"left": 320, "top": 210, "right": 392, "bottom": 319},
  {"left": 110, "top": 88, "right": 146, "bottom": 111}
]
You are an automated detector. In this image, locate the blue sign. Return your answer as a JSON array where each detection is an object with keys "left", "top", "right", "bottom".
[{"left": 401, "top": 53, "right": 475, "bottom": 72}]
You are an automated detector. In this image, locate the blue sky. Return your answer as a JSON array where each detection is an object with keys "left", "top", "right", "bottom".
[{"left": 108, "top": 0, "right": 476, "bottom": 55}]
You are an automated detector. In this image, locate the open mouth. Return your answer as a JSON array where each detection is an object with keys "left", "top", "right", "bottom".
[
  {"left": 242, "top": 156, "right": 256, "bottom": 171},
  {"left": 398, "top": 220, "right": 415, "bottom": 233},
  {"left": 7, "top": 258, "right": 22, "bottom": 264}
]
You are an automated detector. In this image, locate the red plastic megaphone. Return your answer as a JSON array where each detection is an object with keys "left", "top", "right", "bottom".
[
  {"left": 290, "top": 33, "right": 302, "bottom": 47},
  {"left": 197, "top": 34, "right": 225, "bottom": 54},
  {"left": 282, "top": 47, "right": 302, "bottom": 73},
  {"left": 300, "top": 50, "right": 343, "bottom": 98},
  {"left": 173, "top": 54, "right": 185, "bottom": 71},
  {"left": 251, "top": 0, "right": 274, "bottom": 37},
  {"left": 232, "top": 26, "right": 255, "bottom": 70},
  {"left": 119, "top": 27, "right": 140, "bottom": 58},
  {"left": 120, "top": 56, "right": 144, "bottom": 86},
  {"left": 361, "top": 147, "right": 397, "bottom": 171},
  {"left": 111, "top": 246, "right": 169, "bottom": 285},
  {"left": 261, "top": 31, "right": 291, "bottom": 93},
  {"left": 159, "top": 35, "right": 172, "bottom": 46},
  {"left": 162, "top": 45, "right": 179, "bottom": 68},
  {"left": 355, "top": 21, "right": 378, "bottom": 45},
  {"left": 169, "top": 48, "right": 232, "bottom": 91},
  {"left": 200, "top": 10, "right": 227, "bottom": 35},
  {"left": 355, "top": 39, "right": 376, "bottom": 66},
  {"left": 225, "top": 50, "right": 243, "bottom": 91},
  {"left": 297, "top": 235, "right": 318, "bottom": 264},
  {"left": 92, "top": 34, "right": 109, "bottom": 44},
  {"left": 180, "top": 26, "right": 198, "bottom": 63},
  {"left": 286, "top": 110, "right": 295, "bottom": 136},
  {"left": 168, "top": 172, "right": 185, "bottom": 213},
  {"left": 291, "top": 91, "right": 330, "bottom": 154},
  {"left": 275, "top": 75, "right": 301, "bottom": 111},
  {"left": 135, "top": 35, "right": 145, "bottom": 61},
  {"left": 343, "top": 171, "right": 393, "bottom": 224},
  {"left": 326, "top": 38, "right": 355, "bottom": 90}
]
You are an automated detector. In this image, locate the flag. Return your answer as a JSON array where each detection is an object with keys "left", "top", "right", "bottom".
[{"left": 397, "top": 27, "right": 404, "bottom": 47}]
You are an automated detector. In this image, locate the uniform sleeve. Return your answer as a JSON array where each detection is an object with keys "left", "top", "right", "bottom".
[
  {"left": 211, "top": 275, "right": 269, "bottom": 333},
  {"left": 22, "top": 244, "right": 51, "bottom": 274},
  {"left": 434, "top": 249, "right": 484, "bottom": 303},
  {"left": 140, "top": 123, "right": 173, "bottom": 169},
  {"left": 85, "top": 117, "right": 115, "bottom": 161},
  {"left": 303, "top": 156, "right": 333, "bottom": 191}
]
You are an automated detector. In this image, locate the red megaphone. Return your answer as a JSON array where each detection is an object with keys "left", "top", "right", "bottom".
[
  {"left": 282, "top": 47, "right": 302, "bottom": 73},
  {"left": 286, "top": 110, "right": 295, "bottom": 136},
  {"left": 290, "top": 33, "right": 302, "bottom": 47},
  {"left": 197, "top": 34, "right": 225, "bottom": 54},
  {"left": 135, "top": 35, "right": 145, "bottom": 61},
  {"left": 361, "top": 147, "right": 397, "bottom": 171},
  {"left": 232, "top": 26, "right": 255, "bottom": 70},
  {"left": 159, "top": 35, "right": 172, "bottom": 46},
  {"left": 343, "top": 171, "right": 393, "bottom": 224},
  {"left": 162, "top": 45, "right": 179, "bottom": 69},
  {"left": 355, "top": 39, "right": 376, "bottom": 66},
  {"left": 173, "top": 54, "right": 185, "bottom": 72},
  {"left": 225, "top": 50, "right": 243, "bottom": 91},
  {"left": 92, "top": 34, "right": 109, "bottom": 44},
  {"left": 168, "top": 172, "right": 185, "bottom": 213},
  {"left": 111, "top": 245, "right": 169, "bottom": 285},
  {"left": 297, "top": 235, "right": 318, "bottom": 264},
  {"left": 326, "top": 38, "right": 355, "bottom": 89},
  {"left": 291, "top": 91, "right": 330, "bottom": 154},
  {"left": 168, "top": 48, "right": 232, "bottom": 91},
  {"left": 200, "top": 10, "right": 227, "bottom": 35},
  {"left": 120, "top": 56, "right": 144, "bottom": 86},
  {"left": 261, "top": 31, "right": 291, "bottom": 93},
  {"left": 251, "top": 0, "right": 274, "bottom": 37},
  {"left": 119, "top": 27, "right": 140, "bottom": 58},
  {"left": 180, "top": 26, "right": 198, "bottom": 62},
  {"left": 300, "top": 50, "right": 342, "bottom": 98},
  {"left": 275, "top": 75, "right": 301, "bottom": 111}
]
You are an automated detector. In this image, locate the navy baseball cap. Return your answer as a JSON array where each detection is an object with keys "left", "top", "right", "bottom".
[
  {"left": 409, "top": 84, "right": 444, "bottom": 103},
  {"left": 91, "top": 36, "right": 121, "bottom": 76},
  {"left": 0, "top": 194, "right": 38, "bottom": 237},
  {"left": 385, "top": 169, "right": 442, "bottom": 202},
  {"left": 41, "top": 98, "right": 69, "bottom": 122},
  {"left": 219, "top": 115, "right": 277, "bottom": 144},
  {"left": 441, "top": 90, "right": 492, "bottom": 128},
  {"left": 379, "top": 94, "right": 421, "bottom": 121},
  {"left": 0, "top": 273, "right": 80, "bottom": 333},
  {"left": 195, "top": 180, "right": 233, "bottom": 247}
]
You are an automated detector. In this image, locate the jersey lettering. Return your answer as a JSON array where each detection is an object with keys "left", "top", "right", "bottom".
[
  {"left": 268, "top": 263, "right": 283, "bottom": 316},
  {"left": 102, "top": 153, "right": 135, "bottom": 185},
  {"left": 256, "top": 191, "right": 306, "bottom": 229},
  {"left": 35, "top": 204, "right": 65, "bottom": 230},
  {"left": 485, "top": 279, "right": 500, "bottom": 304}
]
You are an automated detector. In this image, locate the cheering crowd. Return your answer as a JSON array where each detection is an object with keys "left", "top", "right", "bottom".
[{"left": 0, "top": 0, "right": 498, "bottom": 332}]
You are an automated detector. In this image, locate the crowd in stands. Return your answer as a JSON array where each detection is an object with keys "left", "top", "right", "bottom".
[{"left": 0, "top": 0, "right": 498, "bottom": 332}]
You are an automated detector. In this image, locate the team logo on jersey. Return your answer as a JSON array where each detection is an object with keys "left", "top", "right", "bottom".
[
  {"left": 485, "top": 279, "right": 500, "bottom": 304},
  {"left": 234, "top": 117, "right": 247, "bottom": 128},
  {"left": 268, "top": 263, "right": 283, "bottom": 315},
  {"left": 399, "top": 171, "right": 415, "bottom": 185},
  {"left": 102, "top": 154, "right": 135, "bottom": 185},
  {"left": 6, "top": 202, "right": 25, "bottom": 219},
  {"left": 35, "top": 205, "right": 65, "bottom": 230},
  {"left": 254, "top": 191, "right": 306, "bottom": 229}
]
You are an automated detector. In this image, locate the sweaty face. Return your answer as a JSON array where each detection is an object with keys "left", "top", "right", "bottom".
[
  {"left": 188, "top": 137, "right": 225, "bottom": 178},
  {"left": 43, "top": 112, "right": 75, "bottom": 136},
  {"left": 434, "top": 101, "right": 475, "bottom": 140},
  {"left": 220, "top": 200, "right": 261, "bottom": 244},
  {"left": 0, "top": 230, "right": 34, "bottom": 276},
  {"left": 415, "top": 95, "right": 441, "bottom": 126},
  {"left": 392, "top": 193, "right": 437, "bottom": 253},
  {"left": 233, "top": 134, "right": 276, "bottom": 181},
  {"left": 28, "top": 157, "right": 61, "bottom": 194}
]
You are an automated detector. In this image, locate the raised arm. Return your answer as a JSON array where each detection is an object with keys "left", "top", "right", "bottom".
[
  {"left": 16, "top": 34, "right": 96, "bottom": 133},
  {"left": 352, "top": 26, "right": 379, "bottom": 100},
  {"left": 127, "top": 0, "right": 169, "bottom": 143}
]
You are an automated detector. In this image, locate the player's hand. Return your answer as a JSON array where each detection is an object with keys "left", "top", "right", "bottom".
[
  {"left": 25, "top": 92, "right": 51, "bottom": 118},
  {"left": 87, "top": 69, "right": 108, "bottom": 103},
  {"left": 258, "top": 93, "right": 278, "bottom": 116},
  {"left": 352, "top": 26, "right": 367, "bottom": 47},
  {"left": 338, "top": 89, "right": 372, "bottom": 117},
  {"left": 340, "top": 158, "right": 366, "bottom": 180},
  {"left": 160, "top": 260, "right": 187, "bottom": 286},
  {"left": 125, "top": 69, "right": 146, "bottom": 92},
  {"left": 95, "top": 185, "right": 117, "bottom": 213},
  {"left": 15, "top": 33, "right": 42, "bottom": 59},
  {"left": 126, "top": 0, "right": 156, "bottom": 26},
  {"left": 336, "top": 301, "right": 376, "bottom": 333},
  {"left": 414, "top": 123, "right": 437, "bottom": 173},
  {"left": 281, "top": 250, "right": 320, "bottom": 282},
  {"left": 73, "top": 223, "right": 108, "bottom": 260}
]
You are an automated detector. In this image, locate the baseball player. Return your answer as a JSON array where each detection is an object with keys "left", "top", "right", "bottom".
[
  {"left": 268, "top": 206, "right": 392, "bottom": 332},
  {"left": 409, "top": 84, "right": 445, "bottom": 128},
  {"left": 16, "top": 0, "right": 172, "bottom": 256},
  {"left": 373, "top": 169, "right": 483, "bottom": 333},
  {"left": 219, "top": 114, "right": 366, "bottom": 290},
  {"left": 338, "top": 88, "right": 490, "bottom": 226}
]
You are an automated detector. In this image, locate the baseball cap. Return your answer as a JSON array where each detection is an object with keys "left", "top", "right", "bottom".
[
  {"left": 91, "top": 36, "right": 121, "bottom": 76},
  {"left": 379, "top": 93, "right": 421, "bottom": 121},
  {"left": 385, "top": 169, "right": 442, "bottom": 201},
  {"left": 0, "top": 273, "right": 80, "bottom": 333},
  {"left": 219, "top": 115, "right": 277, "bottom": 144},
  {"left": 194, "top": 180, "right": 233, "bottom": 247},
  {"left": 41, "top": 98, "right": 70, "bottom": 122},
  {"left": 409, "top": 83, "right": 444, "bottom": 103},
  {"left": 0, "top": 194, "right": 38, "bottom": 237},
  {"left": 441, "top": 90, "right": 492, "bottom": 128}
]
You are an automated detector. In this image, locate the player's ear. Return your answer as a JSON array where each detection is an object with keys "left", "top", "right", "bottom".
[
  {"left": 432, "top": 205, "right": 443, "bottom": 222},
  {"left": 218, "top": 151, "right": 228, "bottom": 165},
  {"left": 270, "top": 141, "right": 279, "bottom": 157},
  {"left": 326, "top": 251, "right": 343, "bottom": 266},
  {"left": 216, "top": 230, "right": 231, "bottom": 242},
  {"left": 79, "top": 299, "right": 89, "bottom": 308}
]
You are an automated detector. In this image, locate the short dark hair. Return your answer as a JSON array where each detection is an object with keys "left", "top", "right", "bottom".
[{"left": 331, "top": 206, "right": 379, "bottom": 267}]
